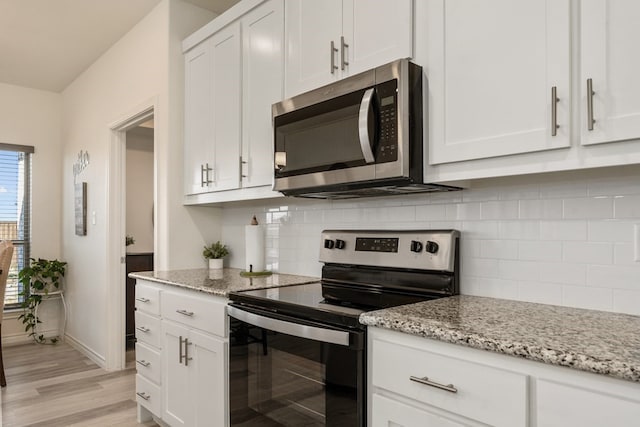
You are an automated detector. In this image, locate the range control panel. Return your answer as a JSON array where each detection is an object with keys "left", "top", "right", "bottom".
[{"left": 320, "top": 229, "right": 459, "bottom": 272}]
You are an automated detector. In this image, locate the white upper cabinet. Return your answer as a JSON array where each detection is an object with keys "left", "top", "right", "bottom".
[
  {"left": 241, "top": 0, "right": 284, "bottom": 188},
  {"left": 284, "top": 0, "right": 413, "bottom": 98},
  {"left": 427, "top": 0, "right": 571, "bottom": 164},
  {"left": 580, "top": 0, "right": 640, "bottom": 146},
  {"left": 210, "top": 22, "right": 242, "bottom": 192},
  {"left": 184, "top": 42, "right": 215, "bottom": 195}
]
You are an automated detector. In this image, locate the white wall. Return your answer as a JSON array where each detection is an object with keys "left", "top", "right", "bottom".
[
  {"left": 222, "top": 165, "right": 640, "bottom": 316},
  {"left": 0, "top": 83, "right": 63, "bottom": 344},
  {"left": 60, "top": 0, "right": 221, "bottom": 363},
  {"left": 126, "top": 127, "right": 154, "bottom": 253}
]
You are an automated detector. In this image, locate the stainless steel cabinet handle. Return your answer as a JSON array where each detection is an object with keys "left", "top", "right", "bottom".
[
  {"left": 240, "top": 157, "right": 247, "bottom": 179},
  {"left": 176, "top": 309, "right": 194, "bottom": 317},
  {"left": 136, "top": 359, "right": 151, "bottom": 367},
  {"left": 179, "top": 335, "right": 184, "bottom": 364},
  {"left": 136, "top": 326, "right": 150, "bottom": 333},
  {"left": 551, "top": 86, "right": 560, "bottom": 136},
  {"left": 204, "top": 163, "right": 213, "bottom": 185},
  {"left": 358, "top": 87, "right": 376, "bottom": 164},
  {"left": 410, "top": 376, "right": 458, "bottom": 393},
  {"left": 136, "top": 392, "right": 151, "bottom": 401},
  {"left": 340, "top": 36, "right": 349, "bottom": 70},
  {"left": 587, "top": 78, "right": 596, "bottom": 131},
  {"left": 330, "top": 41, "right": 338, "bottom": 74},
  {"left": 184, "top": 338, "right": 193, "bottom": 366},
  {"left": 135, "top": 297, "right": 150, "bottom": 303}
]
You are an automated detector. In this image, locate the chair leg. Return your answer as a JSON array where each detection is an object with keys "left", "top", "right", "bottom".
[{"left": 0, "top": 323, "right": 6, "bottom": 387}]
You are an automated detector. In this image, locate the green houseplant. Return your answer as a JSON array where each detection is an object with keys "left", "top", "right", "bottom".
[
  {"left": 203, "top": 241, "right": 229, "bottom": 270},
  {"left": 18, "top": 258, "right": 67, "bottom": 344}
]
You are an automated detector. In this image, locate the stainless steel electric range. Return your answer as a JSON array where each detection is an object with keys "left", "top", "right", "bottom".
[{"left": 228, "top": 229, "right": 460, "bottom": 427}]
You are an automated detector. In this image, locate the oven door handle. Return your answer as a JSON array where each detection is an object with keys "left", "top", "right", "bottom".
[
  {"left": 358, "top": 87, "right": 376, "bottom": 164},
  {"left": 228, "top": 306, "right": 350, "bottom": 347}
]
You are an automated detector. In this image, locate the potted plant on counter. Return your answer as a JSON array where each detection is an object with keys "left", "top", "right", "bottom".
[
  {"left": 18, "top": 258, "right": 67, "bottom": 344},
  {"left": 203, "top": 241, "right": 229, "bottom": 270}
]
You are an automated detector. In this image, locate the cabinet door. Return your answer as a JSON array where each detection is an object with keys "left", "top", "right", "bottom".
[
  {"left": 284, "top": 0, "right": 343, "bottom": 97},
  {"left": 343, "top": 0, "right": 413, "bottom": 76},
  {"left": 184, "top": 41, "right": 214, "bottom": 195},
  {"left": 189, "top": 330, "right": 227, "bottom": 427},
  {"left": 211, "top": 22, "right": 242, "bottom": 191},
  {"left": 372, "top": 394, "right": 473, "bottom": 427},
  {"left": 162, "top": 321, "right": 192, "bottom": 427},
  {"left": 241, "top": 0, "right": 284, "bottom": 188},
  {"left": 537, "top": 379, "right": 640, "bottom": 427},
  {"left": 581, "top": 0, "right": 640, "bottom": 146},
  {"left": 427, "top": 0, "right": 571, "bottom": 164}
]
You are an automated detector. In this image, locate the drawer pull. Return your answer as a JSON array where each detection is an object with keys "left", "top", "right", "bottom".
[
  {"left": 410, "top": 376, "right": 458, "bottom": 394},
  {"left": 136, "top": 392, "right": 151, "bottom": 401},
  {"left": 176, "top": 309, "right": 194, "bottom": 317},
  {"left": 136, "top": 326, "right": 150, "bottom": 333},
  {"left": 135, "top": 297, "right": 150, "bottom": 303},
  {"left": 136, "top": 359, "right": 151, "bottom": 367}
]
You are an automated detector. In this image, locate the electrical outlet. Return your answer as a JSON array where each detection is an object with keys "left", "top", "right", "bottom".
[{"left": 635, "top": 224, "right": 640, "bottom": 262}]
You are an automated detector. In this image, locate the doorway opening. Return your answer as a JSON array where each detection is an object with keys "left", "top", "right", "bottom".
[{"left": 107, "top": 103, "right": 155, "bottom": 371}]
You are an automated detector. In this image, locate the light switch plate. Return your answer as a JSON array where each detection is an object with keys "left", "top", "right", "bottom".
[{"left": 634, "top": 224, "right": 640, "bottom": 262}]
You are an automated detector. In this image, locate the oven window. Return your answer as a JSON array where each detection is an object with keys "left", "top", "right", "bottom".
[{"left": 230, "top": 318, "right": 362, "bottom": 426}]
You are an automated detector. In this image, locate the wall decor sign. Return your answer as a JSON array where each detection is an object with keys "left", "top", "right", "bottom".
[
  {"left": 73, "top": 150, "right": 90, "bottom": 183},
  {"left": 75, "top": 182, "right": 87, "bottom": 236}
]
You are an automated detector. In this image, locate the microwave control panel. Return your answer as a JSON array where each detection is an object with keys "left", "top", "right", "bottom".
[{"left": 376, "top": 79, "right": 398, "bottom": 163}]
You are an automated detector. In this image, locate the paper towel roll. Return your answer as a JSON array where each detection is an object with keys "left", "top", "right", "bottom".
[{"left": 245, "top": 225, "right": 265, "bottom": 272}]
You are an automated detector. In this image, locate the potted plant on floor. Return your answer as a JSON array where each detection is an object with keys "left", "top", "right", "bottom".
[
  {"left": 203, "top": 241, "right": 229, "bottom": 270},
  {"left": 18, "top": 258, "right": 67, "bottom": 344}
]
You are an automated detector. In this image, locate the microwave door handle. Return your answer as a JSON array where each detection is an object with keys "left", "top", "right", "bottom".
[{"left": 358, "top": 88, "right": 376, "bottom": 164}]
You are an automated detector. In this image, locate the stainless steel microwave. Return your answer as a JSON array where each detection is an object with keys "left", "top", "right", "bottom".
[{"left": 272, "top": 59, "right": 459, "bottom": 198}]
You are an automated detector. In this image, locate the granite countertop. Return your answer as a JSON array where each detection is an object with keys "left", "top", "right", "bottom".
[
  {"left": 129, "top": 268, "right": 318, "bottom": 297},
  {"left": 360, "top": 295, "right": 640, "bottom": 383}
]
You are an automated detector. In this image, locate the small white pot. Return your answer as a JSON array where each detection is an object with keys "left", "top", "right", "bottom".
[{"left": 208, "top": 258, "right": 223, "bottom": 270}]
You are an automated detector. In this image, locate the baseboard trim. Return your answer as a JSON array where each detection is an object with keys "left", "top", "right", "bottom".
[{"left": 64, "top": 333, "right": 106, "bottom": 369}]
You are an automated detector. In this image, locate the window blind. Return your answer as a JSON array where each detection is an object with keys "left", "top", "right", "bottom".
[{"left": 0, "top": 144, "right": 32, "bottom": 309}]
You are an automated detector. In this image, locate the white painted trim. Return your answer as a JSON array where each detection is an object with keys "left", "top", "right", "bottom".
[
  {"left": 65, "top": 332, "right": 107, "bottom": 369},
  {"left": 106, "top": 97, "right": 157, "bottom": 372},
  {"left": 182, "top": 0, "right": 264, "bottom": 52}
]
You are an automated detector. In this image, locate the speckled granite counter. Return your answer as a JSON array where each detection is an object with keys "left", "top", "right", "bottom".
[
  {"left": 360, "top": 295, "right": 640, "bottom": 383},
  {"left": 129, "top": 268, "right": 318, "bottom": 297}
]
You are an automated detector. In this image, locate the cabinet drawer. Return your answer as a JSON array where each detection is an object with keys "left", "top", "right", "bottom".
[
  {"left": 372, "top": 393, "right": 472, "bottom": 427},
  {"left": 372, "top": 338, "right": 528, "bottom": 427},
  {"left": 135, "top": 282, "right": 161, "bottom": 315},
  {"left": 135, "top": 342, "right": 161, "bottom": 384},
  {"left": 136, "top": 374, "right": 161, "bottom": 417},
  {"left": 161, "top": 290, "right": 227, "bottom": 337},
  {"left": 135, "top": 311, "right": 162, "bottom": 348}
]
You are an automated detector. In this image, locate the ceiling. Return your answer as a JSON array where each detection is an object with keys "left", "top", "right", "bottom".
[{"left": 0, "top": 0, "right": 239, "bottom": 93}]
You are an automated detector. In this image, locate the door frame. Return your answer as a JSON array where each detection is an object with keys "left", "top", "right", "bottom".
[{"left": 106, "top": 99, "right": 156, "bottom": 370}]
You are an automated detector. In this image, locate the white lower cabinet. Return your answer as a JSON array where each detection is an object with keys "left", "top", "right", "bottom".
[
  {"left": 133, "top": 279, "right": 228, "bottom": 426},
  {"left": 162, "top": 321, "right": 226, "bottom": 427},
  {"left": 369, "top": 327, "right": 640, "bottom": 427}
]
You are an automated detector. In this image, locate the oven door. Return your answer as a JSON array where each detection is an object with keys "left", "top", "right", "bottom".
[{"left": 228, "top": 305, "right": 365, "bottom": 427}]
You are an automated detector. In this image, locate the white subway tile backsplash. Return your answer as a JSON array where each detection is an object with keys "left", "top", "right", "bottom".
[
  {"left": 498, "top": 260, "right": 540, "bottom": 281},
  {"left": 563, "top": 197, "right": 613, "bottom": 219},
  {"left": 539, "top": 220, "right": 587, "bottom": 241},
  {"left": 562, "top": 242, "right": 613, "bottom": 264},
  {"left": 614, "top": 195, "right": 640, "bottom": 218},
  {"left": 479, "top": 240, "right": 519, "bottom": 260},
  {"left": 518, "top": 241, "right": 562, "bottom": 262},
  {"left": 613, "top": 290, "right": 640, "bottom": 315},
  {"left": 481, "top": 200, "right": 519, "bottom": 220},
  {"left": 562, "top": 285, "right": 613, "bottom": 311},
  {"left": 517, "top": 281, "right": 563, "bottom": 305},
  {"left": 587, "top": 264, "right": 640, "bottom": 290},
  {"left": 221, "top": 169, "right": 640, "bottom": 315},
  {"left": 539, "top": 262, "right": 586, "bottom": 286}
]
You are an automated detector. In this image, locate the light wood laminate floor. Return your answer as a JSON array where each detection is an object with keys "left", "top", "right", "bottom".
[{"left": 1, "top": 342, "right": 158, "bottom": 426}]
